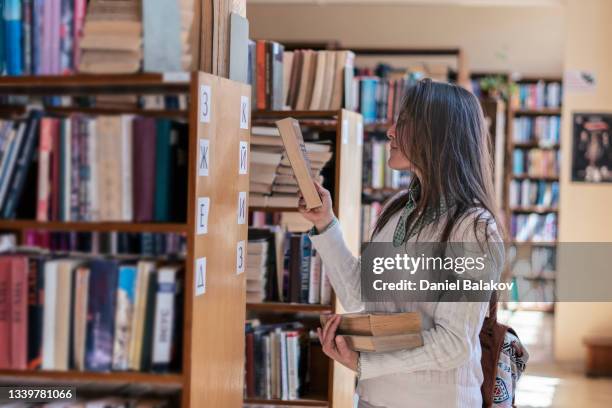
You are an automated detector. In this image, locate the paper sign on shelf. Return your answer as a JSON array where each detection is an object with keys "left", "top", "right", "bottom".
[
  {"left": 200, "top": 85, "right": 212, "bottom": 123},
  {"left": 342, "top": 119, "right": 349, "bottom": 145},
  {"left": 237, "top": 192, "right": 247, "bottom": 224},
  {"left": 195, "top": 257, "right": 206, "bottom": 296},
  {"left": 357, "top": 121, "right": 364, "bottom": 146},
  {"left": 564, "top": 70, "right": 596, "bottom": 93},
  {"left": 240, "top": 96, "right": 250, "bottom": 129},
  {"left": 196, "top": 197, "right": 210, "bottom": 235},
  {"left": 239, "top": 141, "right": 249, "bottom": 174},
  {"left": 236, "top": 240, "right": 245, "bottom": 275},
  {"left": 199, "top": 139, "right": 210, "bottom": 176},
  {"left": 162, "top": 71, "right": 190, "bottom": 83}
]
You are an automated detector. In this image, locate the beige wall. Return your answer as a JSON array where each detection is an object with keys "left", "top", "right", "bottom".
[
  {"left": 248, "top": 4, "right": 565, "bottom": 76},
  {"left": 554, "top": 0, "right": 612, "bottom": 363}
]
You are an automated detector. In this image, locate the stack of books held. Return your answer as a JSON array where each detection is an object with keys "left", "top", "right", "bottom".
[
  {"left": 247, "top": 227, "right": 331, "bottom": 305},
  {"left": 245, "top": 319, "right": 310, "bottom": 401},
  {"left": 0, "top": 112, "right": 188, "bottom": 222},
  {"left": 22, "top": 230, "right": 186, "bottom": 258},
  {"left": 247, "top": 41, "right": 355, "bottom": 111},
  {"left": 320, "top": 312, "right": 423, "bottom": 352},
  {"left": 0, "top": 255, "right": 183, "bottom": 373},
  {"left": 249, "top": 125, "right": 332, "bottom": 209}
]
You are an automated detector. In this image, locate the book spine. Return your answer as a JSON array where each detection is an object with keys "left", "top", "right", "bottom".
[
  {"left": 59, "top": 0, "right": 73, "bottom": 74},
  {"left": 280, "top": 331, "right": 288, "bottom": 400},
  {"left": 72, "top": 0, "right": 85, "bottom": 69},
  {"left": 0, "top": 260, "right": 11, "bottom": 369},
  {"left": 272, "top": 43, "right": 285, "bottom": 110},
  {"left": 121, "top": 116, "right": 133, "bottom": 221},
  {"left": 3, "top": 116, "right": 39, "bottom": 219},
  {"left": 256, "top": 40, "right": 267, "bottom": 110},
  {"left": 70, "top": 116, "right": 80, "bottom": 220},
  {"left": 299, "top": 235, "right": 311, "bottom": 304},
  {"left": 151, "top": 268, "right": 177, "bottom": 372},
  {"left": 307, "top": 251, "right": 321, "bottom": 304},
  {"left": 4, "top": 0, "right": 23, "bottom": 76},
  {"left": 22, "top": 0, "right": 32, "bottom": 75},
  {"left": 10, "top": 257, "right": 28, "bottom": 369},
  {"left": 0, "top": 122, "right": 27, "bottom": 212},
  {"left": 41, "top": 262, "right": 57, "bottom": 369},
  {"left": 153, "top": 119, "right": 170, "bottom": 221},
  {"left": 245, "top": 331, "right": 255, "bottom": 398},
  {"left": 112, "top": 266, "right": 137, "bottom": 371},
  {"left": 27, "top": 258, "right": 43, "bottom": 369},
  {"left": 85, "top": 261, "right": 118, "bottom": 371},
  {"left": 72, "top": 266, "right": 88, "bottom": 370}
]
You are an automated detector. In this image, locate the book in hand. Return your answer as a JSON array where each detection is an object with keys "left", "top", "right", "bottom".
[
  {"left": 275, "top": 118, "right": 322, "bottom": 210},
  {"left": 320, "top": 312, "right": 423, "bottom": 352},
  {"left": 340, "top": 333, "right": 423, "bottom": 353},
  {"left": 320, "top": 312, "right": 421, "bottom": 336}
]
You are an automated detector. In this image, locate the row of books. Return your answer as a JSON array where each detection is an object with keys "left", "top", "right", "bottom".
[
  {"left": 245, "top": 320, "right": 310, "bottom": 400},
  {"left": 512, "top": 149, "right": 560, "bottom": 177},
  {"left": 363, "top": 138, "right": 412, "bottom": 189},
  {"left": 0, "top": 0, "right": 194, "bottom": 75},
  {"left": 354, "top": 72, "right": 423, "bottom": 124},
  {"left": 509, "top": 180, "right": 560, "bottom": 209},
  {"left": 0, "top": 255, "right": 183, "bottom": 372},
  {"left": 249, "top": 126, "right": 332, "bottom": 209},
  {"left": 21, "top": 231, "right": 186, "bottom": 257},
  {"left": 0, "top": 93, "right": 189, "bottom": 112},
  {"left": 512, "top": 81, "right": 562, "bottom": 110},
  {"left": 361, "top": 202, "right": 382, "bottom": 243},
  {"left": 511, "top": 213, "right": 557, "bottom": 242},
  {"left": 513, "top": 115, "right": 561, "bottom": 145},
  {"left": 0, "top": 113, "right": 188, "bottom": 222},
  {"left": 247, "top": 227, "right": 331, "bottom": 305},
  {"left": 247, "top": 42, "right": 355, "bottom": 111},
  {"left": 510, "top": 246, "right": 556, "bottom": 280}
]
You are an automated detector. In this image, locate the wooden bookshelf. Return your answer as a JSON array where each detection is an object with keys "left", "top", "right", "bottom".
[
  {"left": 248, "top": 109, "right": 363, "bottom": 408},
  {"left": 0, "top": 72, "right": 251, "bottom": 408},
  {"left": 244, "top": 396, "right": 328, "bottom": 407}
]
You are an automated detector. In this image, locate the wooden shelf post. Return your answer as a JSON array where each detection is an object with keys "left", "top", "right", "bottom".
[{"left": 183, "top": 72, "right": 251, "bottom": 407}]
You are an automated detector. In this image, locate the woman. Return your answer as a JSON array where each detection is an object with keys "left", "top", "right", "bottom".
[{"left": 299, "top": 79, "right": 504, "bottom": 408}]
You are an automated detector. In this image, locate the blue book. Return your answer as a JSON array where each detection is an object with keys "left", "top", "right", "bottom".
[
  {"left": 0, "top": 1, "right": 5, "bottom": 74},
  {"left": 4, "top": 0, "right": 22, "bottom": 75},
  {"left": 85, "top": 260, "right": 119, "bottom": 372},
  {"left": 513, "top": 150, "right": 525, "bottom": 175},
  {"left": 112, "top": 265, "right": 137, "bottom": 370},
  {"left": 360, "top": 77, "right": 379, "bottom": 124},
  {"left": 299, "top": 235, "right": 312, "bottom": 304}
]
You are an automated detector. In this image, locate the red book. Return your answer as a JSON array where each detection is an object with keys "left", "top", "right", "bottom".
[
  {"left": 245, "top": 332, "right": 255, "bottom": 398},
  {"left": 256, "top": 40, "right": 267, "bottom": 110},
  {"left": 0, "top": 258, "right": 11, "bottom": 369},
  {"left": 9, "top": 257, "right": 28, "bottom": 370},
  {"left": 132, "top": 118, "right": 157, "bottom": 222}
]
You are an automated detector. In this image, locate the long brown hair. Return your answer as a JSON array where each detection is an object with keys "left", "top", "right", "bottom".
[{"left": 372, "top": 78, "right": 503, "bottom": 243}]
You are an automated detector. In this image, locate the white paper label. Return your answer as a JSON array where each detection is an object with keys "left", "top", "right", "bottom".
[
  {"left": 196, "top": 197, "right": 210, "bottom": 235},
  {"left": 564, "top": 70, "right": 596, "bottom": 93},
  {"left": 357, "top": 122, "right": 364, "bottom": 146},
  {"left": 195, "top": 257, "right": 206, "bottom": 296},
  {"left": 198, "top": 139, "right": 210, "bottom": 176},
  {"left": 200, "top": 85, "right": 211, "bottom": 123},
  {"left": 162, "top": 71, "right": 190, "bottom": 83},
  {"left": 239, "top": 141, "right": 249, "bottom": 175},
  {"left": 240, "top": 96, "right": 250, "bottom": 129},
  {"left": 236, "top": 240, "right": 246, "bottom": 275},
  {"left": 342, "top": 119, "right": 349, "bottom": 145},
  {"left": 237, "top": 191, "right": 247, "bottom": 224}
]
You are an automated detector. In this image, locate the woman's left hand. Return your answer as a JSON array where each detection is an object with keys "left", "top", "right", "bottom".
[{"left": 317, "top": 314, "right": 359, "bottom": 372}]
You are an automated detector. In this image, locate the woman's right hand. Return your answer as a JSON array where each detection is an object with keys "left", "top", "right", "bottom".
[{"left": 298, "top": 182, "right": 336, "bottom": 232}]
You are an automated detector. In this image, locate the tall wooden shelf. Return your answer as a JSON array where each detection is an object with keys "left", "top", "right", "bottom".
[
  {"left": 0, "top": 72, "right": 251, "bottom": 407},
  {"left": 248, "top": 109, "right": 363, "bottom": 408}
]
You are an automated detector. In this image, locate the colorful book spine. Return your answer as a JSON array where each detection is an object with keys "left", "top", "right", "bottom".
[
  {"left": 112, "top": 265, "right": 137, "bottom": 371},
  {"left": 4, "top": 0, "right": 23, "bottom": 75}
]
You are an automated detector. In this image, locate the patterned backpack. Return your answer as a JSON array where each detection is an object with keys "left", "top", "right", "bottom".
[{"left": 480, "top": 292, "right": 529, "bottom": 407}]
